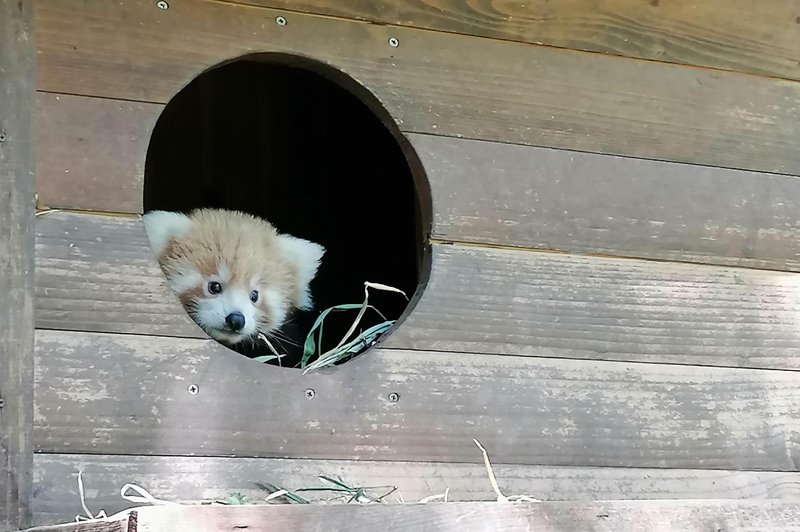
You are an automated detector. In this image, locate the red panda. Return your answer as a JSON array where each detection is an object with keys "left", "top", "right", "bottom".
[{"left": 143, "top": 209, "right": 324, "bottom": 346}]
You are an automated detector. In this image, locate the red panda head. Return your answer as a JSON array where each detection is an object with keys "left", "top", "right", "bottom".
[{"left": 143, "top": 209, "right": 325, "bottom": 345}]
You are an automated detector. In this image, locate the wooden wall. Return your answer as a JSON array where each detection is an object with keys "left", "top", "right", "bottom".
[{"left": 30, "top": 0, "right": 800, "bottom": 526}]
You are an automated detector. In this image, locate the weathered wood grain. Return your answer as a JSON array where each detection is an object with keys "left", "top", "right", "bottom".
[
  {"left": 36, "top": 211, "right": 800, "bottom": 371},
  {"left": 419, "top": 134, "right": 800, "bottom": 271},
  {"left": 31, "top": 454, "right": 800, "bottom": 526},
  {"left": 23, "top": 515, "right": 131, "bottom": 532},
  {"left": 33, "top": 329, "right": 800, "bottom": 470},
  {"left": 389, "top": 244, "right": 800, "bottom": 369},
  {"left": 235, "top": 0, "right": 800, "bottom": 81},
  {"left": 35, "top": 213, "right": 202, "bottom": 338},
  {"left": 1, "top": 1, "right": 35, "bottom": 530},
  {"left": 36, "top": 0, "right": 800, "bottom": 175},
  {"left": 43, "top": 500, "right": 800, "bottom": 532},
  {"left": 36, "top": 92, "right": 800, "bottom": 272},
  {"left": 36, "top": 93, "right": 161, "bottom": 213}
]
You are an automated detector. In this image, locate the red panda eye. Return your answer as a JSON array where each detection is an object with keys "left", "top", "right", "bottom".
[
  {"left": 208, "top": 281, "right": 222, "bottom": 294},
  {"left": 250, "top": 290, "right": 259, "bottom": 303}
]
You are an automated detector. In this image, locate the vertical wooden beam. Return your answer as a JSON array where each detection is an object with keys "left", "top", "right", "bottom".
[{"left": 0, "top": 0, "right": 35, "bottom": 529}]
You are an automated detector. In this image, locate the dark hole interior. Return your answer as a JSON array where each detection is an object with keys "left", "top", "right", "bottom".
[{"left": 143, "top": 57, "right": 427, "bottom": 368}]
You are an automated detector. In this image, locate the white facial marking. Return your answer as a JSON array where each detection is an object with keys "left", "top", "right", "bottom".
[
  {"left": 218, "top": 262, "right": 232, "bottom": 283},
  {"left": 194, "top": 286, "right": 258, "bottom": 344}
]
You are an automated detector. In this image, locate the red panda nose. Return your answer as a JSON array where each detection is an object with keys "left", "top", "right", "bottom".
[{"left": 225, "top": 312, "right": 246, "bottom": 331}]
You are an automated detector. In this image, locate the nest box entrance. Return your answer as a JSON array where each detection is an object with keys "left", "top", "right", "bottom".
[{"left": 143, "top": 54, "right": 431, "bottom": 368}]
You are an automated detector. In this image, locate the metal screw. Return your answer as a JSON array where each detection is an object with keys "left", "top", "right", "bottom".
[
  {"left": 187, "top": 384, "right": 199, "bottom": 395},
  {"left": 0, "top": 131, "right": 7, "bottom": 142},
  {"left": 305, "top": 388, "right": 316, "bottom": 400},
  {"left": 275, "top": 16, "right": 287, "bottom": 26},
  {"left": 388, "top": 392, "right": 400, "bottom": 403},
  {"left": 388, "top": 37, "right": 399, "bottom": 48},
  {"left": 0, "top": 398, "right": 5, "bottom": 409},
  {"left": 156, "top": 1, "right": 169, "bottom": 9}
]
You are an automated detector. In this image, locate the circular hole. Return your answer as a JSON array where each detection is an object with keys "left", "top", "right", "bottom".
[{"left": 143, "top": 54, "right": 431, "bottom": 369}]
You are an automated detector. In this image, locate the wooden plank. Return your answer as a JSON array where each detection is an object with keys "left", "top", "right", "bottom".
[
  {"left": 31, "top": 454, "right": 800, "bottom": 527},
  {"left": 0, "top": 0, "right": 36, "bottom": 530},
  {"left": 35, "top": 213, "right": 202, "bottom": 338},
  {"left": 234, "top": 0, "right": 800, "bottom": 82},
  {"left": 36, "top": 93, "right": 161, "bottom": 213},
  {"left": 43, "top": 500, "right": 800, "bottom": 532},
  {"left": 419, "top": 134, "right": 800, "bottom": 271},
  {"left": 36, "top": 0, "right": 800, "bottom": 176},
  {"left": 22, "top": 516, "right": 131, "bottom": 532},
  {"left": 33, "top": 329, "right": 800, "bottom": 470},
  {"left": 36, "top": 211, "right": 800, "bottom": 371},
  {"left": 36, "top": 94, "right": 800, "bottom": 273}
]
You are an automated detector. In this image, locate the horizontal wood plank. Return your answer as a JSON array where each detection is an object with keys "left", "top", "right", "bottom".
[
  {"left": 35, "top": 213, "right": 202, "bottom": 338},
  {"left": 36, "top": 92, "right": 800, "bottom": 272},
  {"left": 36, "top": 211, "right": 800, "bottom": 371},
  {"left": 30, "top": 499, "right": 800, "bottom": 532},
  {"left": 36, "top": 0, "right": 800, "bottom": 176},
  {"left": 36, "top": 93, "right": 161, "bottom": 213},
  {"left": 389, "top": 244, "right": 800, "bottom": 371},
  {"left": 23, "top": 516, "right": 131, "bottom": 532},
  {"left": 34, "top": 329, "right": 800, "bottom": 470},
  {"left": 235, "top": 0, "right": 800, "bottom": 82},
  {"left": 130, "top": 502, "right": 800, "bottom": 532},
  {"left": 31, "top": 453, "right": 800, "bottom": 526},
  {"left": 420, "top": 134, "right": 800, "bottom": 271}
]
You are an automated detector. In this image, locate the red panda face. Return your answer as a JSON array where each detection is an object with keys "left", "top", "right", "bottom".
[{"left": 143, "top": 209, "right": 325, "bottom": 346}]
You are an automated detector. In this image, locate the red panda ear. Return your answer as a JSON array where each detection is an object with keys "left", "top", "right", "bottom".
[
  {"left": 142, "top": 211, "right": 193, "bottom": 257},
  {"left": 276, "top": 234, "right": 325, "bottom": 310}
]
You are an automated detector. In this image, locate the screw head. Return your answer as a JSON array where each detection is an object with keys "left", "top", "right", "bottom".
[
  {"left": 275, "top": 16, "right": 287, "bottom": 26},
  {"left": 388, "top": 37, "right": 399, "bottom": 48},
  {"left": 0, "top": 131, "right": 7, "bottom": 142},
  {"left": 0, "top": 398, "right": 5, "bottom": 408},
  {"left": 305, "top": 388, "right": 316, "bottom": 400},
  {"left": 157, "top": 1, "right": 169, "bottom": 9},
  {"left": 388, "top": 392, "right": 400, "bottom": 403},
  {"left": 187, "top": 384, "right": 199, "bottom": 395}
]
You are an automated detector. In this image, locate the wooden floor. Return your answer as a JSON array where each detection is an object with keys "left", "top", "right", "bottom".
[{"left": 26, "top": 0, "right": 800, "bottom": 527}]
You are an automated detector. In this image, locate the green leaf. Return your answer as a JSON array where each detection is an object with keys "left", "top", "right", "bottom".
[
  {"left": 301, "top": 304, "right": 364, "bottom": 368},
  {"left": 252, "top": 355, "right": 280, "bottom": 363}
]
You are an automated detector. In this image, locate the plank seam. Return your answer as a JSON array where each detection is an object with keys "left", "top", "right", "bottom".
[
  {"left": 32, "top": 451, "right": 800, "bottom": 475},
  {"left": 29, "top": 450, "right": 800, "bottom": 474},
  {"left": 429, "top": 238, "right": 800, "bottom": 275}
]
